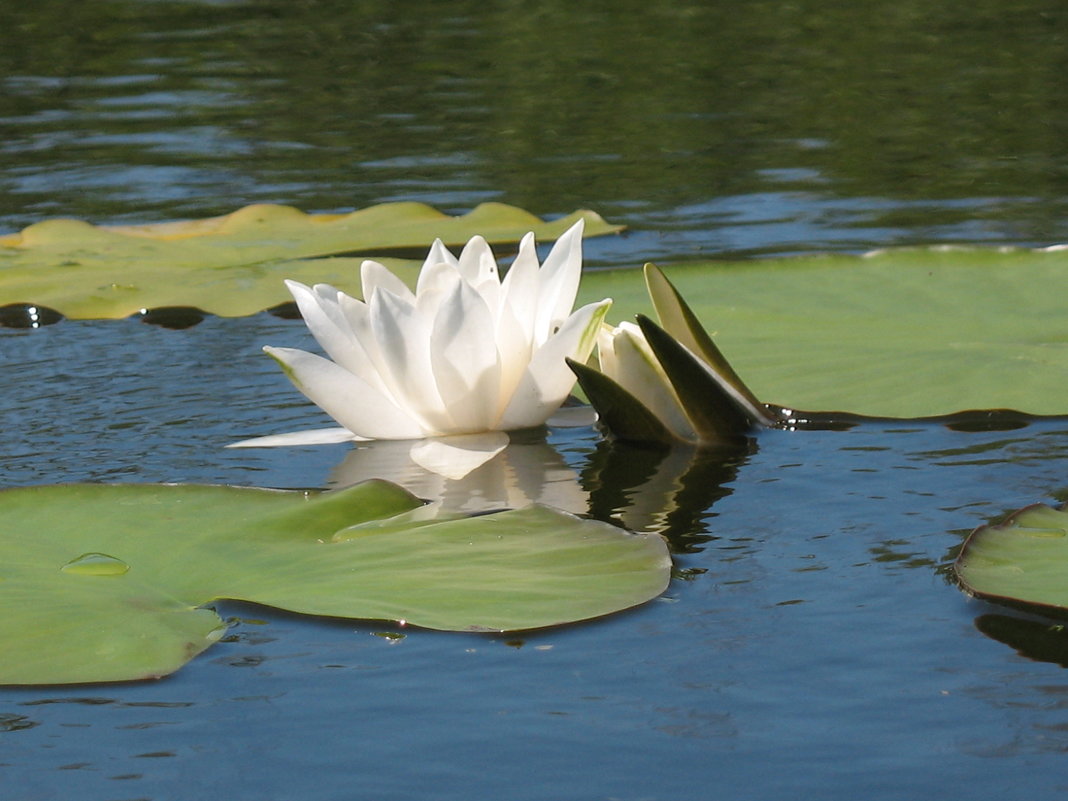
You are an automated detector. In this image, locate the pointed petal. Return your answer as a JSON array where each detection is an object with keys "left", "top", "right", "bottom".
[
  {"left": 636, "top": 315, "right": 761, "bottom": 443},
  {"left": 499, "top": 232, "right": 538, "bottom": 329},
  {"left": 429, "top": 278, "right": 503, "bottom": 431},
  {"left": 500, "top": 232, "right": 539, "bottom": 304},
  {"left": 567, "top": 358, "right": 678, "bottom": 445},
  {"left": 369, "top": 289, "right": 453, "bottom": 434},
  {"left": 361, "top": 259, "right": 415, "bottom": 304},
  {"left": 534, "top": 219, "right": 584, "bottom": 345},
  {"left": 264, "top": 345, "right": 425, "bottom": 440},
  {"left": 334, "top": 291, "right": 397, "bottom": 398},
  {"left": 415, "top": 260, "right": 464, "bottom": 300},
  {"left": 644, "top": 263, "right": 773, "bottom": 424},
  {"left": 456, "top": 235, "right": 499, "bottom": 286},
  {"left": 492, "top": 233, "right": 540, "bottom": 405},
  {"left": 420, "top": 238, "right": 460, "bottom": 273},
  {"left": 284, "top": 280, "right": 362, "bottom": 371},
  {"left": 453, "top": 234, "right": 501, "bottom": 316},
  {"left": 498, "top": 299, "right": 610, "bottom": 430},
  {"left": 226, "top": 427, "right": 360, "bottom": 448},
  {"left": 607, "top": 323, "right": 698, "bottom": 442},
  {"left": 409, "top": 432, "right": 509, "bottom": 480}
]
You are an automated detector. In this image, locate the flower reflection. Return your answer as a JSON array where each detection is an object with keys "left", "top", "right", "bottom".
[
  {"left": 327, "top": 430, "right": 590, "bottom": 515},
  {"left": 322, "top": 424, "right": 752, "bottom": 544}
]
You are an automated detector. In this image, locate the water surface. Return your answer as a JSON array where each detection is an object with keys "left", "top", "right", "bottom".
[{"left": 3, "top": 2, "right": 1068, "bottom": 799}]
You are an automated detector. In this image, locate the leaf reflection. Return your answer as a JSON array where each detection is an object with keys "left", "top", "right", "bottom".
[
  {"left": 580, "top": 438, "right": 753, "bottom": 552},
  {"left": 325, "top": 424, "right": 753, "bottom": 546},
  {"left": 974, "top": 614, "right": 1068, "bottom": 668}
]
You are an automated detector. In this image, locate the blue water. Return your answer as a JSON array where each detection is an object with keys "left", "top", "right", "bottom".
[
  {"left": 5, "top": 1, "right": 1068, "bottom": 798},
  {"left": 5, "top": 315, "right": 1068, "bottom": 799}
]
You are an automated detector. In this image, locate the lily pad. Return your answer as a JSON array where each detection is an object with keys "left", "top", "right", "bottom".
[
  {"left": 0, "top": 480, "right": 669, "bottom": 685},
  {"left": 954, "top": 503, "right": 1068, "bottom": 616},
  {"left": 579, "top": 246, "right": 1068, "bottom": 418},
  {"left": 0, "top": 202, "right": 619, "bottom": 319}
]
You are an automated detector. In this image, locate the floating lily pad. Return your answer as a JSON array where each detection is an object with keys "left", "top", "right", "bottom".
[
  {"left": 0, "top": 202, "right": 619, "bottom": 319},
  {"left": 0, "top": 480, "right": 669, "bottom": 685},
  {"left": 580, "top": 246, "right": 1068, "bottom": 418},
  {"left": 954, "top": 503, "right": 1068, "bottom": 616}
]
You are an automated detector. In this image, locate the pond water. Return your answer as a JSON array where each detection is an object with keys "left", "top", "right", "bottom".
[{"left": 4, "top": 1, "right": 1068, "bottom": 799}]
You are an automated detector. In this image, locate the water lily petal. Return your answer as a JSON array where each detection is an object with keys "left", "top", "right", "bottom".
[
  {"left": 498, "top": 298, "right": 611, "bottom": 430},
  {"left": 415, "top": 260, "right": 464, "bottom": 300},
  {"left": 227, "top": 427, "right": 360, "bottom": 448},
  {"left": 457, "top": 235, "right": 498, "bottom": 286},
  {"left": 369, "top": 288, "right": 453, "bottom": 434},
  {"left": 331, "top": 291, "right": 399, "bottom": 400},
  {"left": 408, "top": 432, "right": 509, "bottom": 480},
  {"left": 283, "top": 280, "right": 362, "bottom": 372},
  {"left": 534, "top": 219, "right": 584, "bottom": 345},
  {"left": 450, "top": 235, "right": 499, "bottom": 316},
  {"left": 264, "top": 345, "right": 425, "bottom": 439},
  {"left": 429, "top": 277, "right": 503, "bottom": 431},
  {"left": 496, "top": 232, "right": 539, "bottom": 400},
  {"left": 361, "top": 259, "right": 416, "bottom": 304},
  {"left": 607, "top": 323, "right": 697, "bottom": 442},
  {"left": 420, "top": 238, "right": 460, "bottom": 273}
]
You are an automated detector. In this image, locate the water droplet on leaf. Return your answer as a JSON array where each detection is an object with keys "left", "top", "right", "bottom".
[{"left": 60, "top": 553, "right": 130, "bottom": 576}]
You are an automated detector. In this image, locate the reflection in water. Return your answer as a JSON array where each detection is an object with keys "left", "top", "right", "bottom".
[
  {"left": 138, "top": 306, "right": 208, "bottom": 329},
  {"left": 326, "top": 429, "right": 589, "bottom": 515},
  {"left": 581, "top": 438, "right": 753, "bottom": 551},
  {"left": 914, "top": 425, "right": 1068, "bottom": 468},
  {"left": 975, "top": 614, "right": 1068, "bottom": 668},
  {"left": 6, "top": 0, "right": 1068, "bottom": 252},
  {"left": 0, "top": 303, "right": 63, "bottom": 329},
  {"left": 326, "top": 425, "right": 752, "bottom": 546}
]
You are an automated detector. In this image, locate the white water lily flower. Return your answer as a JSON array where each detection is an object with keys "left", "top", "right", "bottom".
[{"left": 231, "top": 220, "right": 610, "bottom": 470}]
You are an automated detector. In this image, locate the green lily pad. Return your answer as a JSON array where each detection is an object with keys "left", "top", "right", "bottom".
[
  {"left": 579, "top": 246, "right": 1068, "bottom": 418},
  {"left": 0, "top": 480, "right": 669, "bottom": 685},
  {"left": 0, "top": 202, "right": 619, "bottom": 319},
  {"left": 955, "top": 504, "right": 1068, "bottom": 612},
  {"left": 955, "top": 503, "right": 1068, "bottom": 616}
]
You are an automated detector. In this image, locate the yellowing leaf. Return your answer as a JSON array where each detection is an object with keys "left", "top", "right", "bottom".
[{"left": 0, "top": 202, "right": 620, "bottom": 319}]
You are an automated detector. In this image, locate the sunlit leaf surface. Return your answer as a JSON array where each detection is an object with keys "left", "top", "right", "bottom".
[
  {"left": 955, "top": 503, "right": 1068, "bottom": 616},
  {"left": 580, "top": 246, "right": 1068, "bottom": 418},
  {"left": 0, "top": 481, "right": 669, "bottom": 685},
  {"left": 0, "top": 202, "right": 619, "bottom": 319}
]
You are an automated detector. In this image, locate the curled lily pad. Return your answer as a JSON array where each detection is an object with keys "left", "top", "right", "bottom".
[
  {"left": 0, "top": 202, "right": 619, "bottom": 320},
  {"left": 0, "top": 480, "right": 669, "bottom": 685},
  {"left": 954, "top": 503, "right": 1068, "bottom": 616}
]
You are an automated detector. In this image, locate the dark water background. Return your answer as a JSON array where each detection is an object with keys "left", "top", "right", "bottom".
[{"left": 4, "top": 2, "right": 1068, "bottom": 799}]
